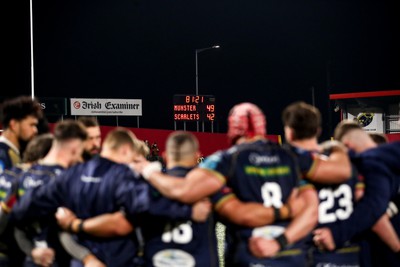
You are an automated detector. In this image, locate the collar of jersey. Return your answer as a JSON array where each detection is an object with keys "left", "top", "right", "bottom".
[{"left": 0, "top": 135, "right": 20, "bottom": 156}]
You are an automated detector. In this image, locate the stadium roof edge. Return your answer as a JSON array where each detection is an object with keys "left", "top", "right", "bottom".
[{"left": 330, "top": 90, "right": 400, "bottom": 100}]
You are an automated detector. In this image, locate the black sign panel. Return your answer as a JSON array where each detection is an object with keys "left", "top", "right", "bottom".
[
  {"left": 173, "top": 95, "right": 216, "bottom": 121},
  {"left": 38, "top": 97, "right": 67, "bottom": 116}
]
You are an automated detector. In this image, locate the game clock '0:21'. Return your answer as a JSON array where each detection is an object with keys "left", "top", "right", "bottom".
[{"left": 173, "top": 95, "right": 216, "bottom": 121}]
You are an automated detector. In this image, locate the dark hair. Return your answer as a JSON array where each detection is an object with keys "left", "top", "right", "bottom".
[
  {"left": 333, "top": 120, "right": 362, "bottom": 141},
  {"left": 1, "top": 96, "right": 43, "bottom": 128},
  {"left": 77, "top": 116, "right": 99, "bottom": 128},
  {"left": 53, "top": 120, "right": 88, "bottom": 142},
  {"left": 22, "top": 133, "right": 54, "bottom": 163},
  {"left": 369, "top": 132, "right": 388, "bottom": 145},
  {"left": 282, "top": 101, "right": 321, "bottom": 140}
]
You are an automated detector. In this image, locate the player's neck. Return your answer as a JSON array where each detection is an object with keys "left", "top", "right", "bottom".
[
  {"left": 1, "top": 129, "right": 20, "bottom": 150},
  {"left": 41, "top": 148, "right": 68, "bottom": 168},
  {"left": 358, "top": 139, "right": 377, "bottom": 153},
  {"left": 167, "top": 161, "right": 195, "bottom": 169},
  {"left": 290, "top": 138, "right": 319, "bottom": 151},
  {"left": 101, "top": 149, "right": 126, "bottom": 164}
]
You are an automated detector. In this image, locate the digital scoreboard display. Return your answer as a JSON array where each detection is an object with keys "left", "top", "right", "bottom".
[{"left": 173, "top": 95, "right": 216, "bottom": 121}]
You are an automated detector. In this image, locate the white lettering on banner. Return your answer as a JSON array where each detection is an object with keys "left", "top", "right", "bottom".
[{"left": 70, "top": 98, "right": 142, "bottom": 116}]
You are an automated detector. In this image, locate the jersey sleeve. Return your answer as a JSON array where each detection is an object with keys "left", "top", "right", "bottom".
[
  {"left": 146, "top": 186, "right": 192, "bottom": 220},
  {"left": 199, "top": 151, "right": 232, "bottom": 183},
  {"left": 330, "top": 158, "right": 392, "bottom": 246},
  {"left": 0, "top": 145, "right": 12, "bottom": 172},
  {"left": 211, "top": 185, "right": 236, "bottom": 210},
  {"left": 10, "top": 172, "right": 66, "bottom": 223},
  {"left": 283, "top": 144, "right": 319, "bottom": 179},
  {"left": 114, "top": 173, "right": 150, "bottom": 217}
]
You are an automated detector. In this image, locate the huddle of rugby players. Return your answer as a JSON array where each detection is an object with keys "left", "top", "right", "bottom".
[{"left": 0, "top": 95, "right": 399, "bottom": 267}]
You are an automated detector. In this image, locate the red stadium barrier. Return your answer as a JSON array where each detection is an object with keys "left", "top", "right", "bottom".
[
  {"left": 98, "top": 126, "right": 281, "bottom": 157},
  {"left": 387, "top": 133, "right": 400, "bottom": 142}
]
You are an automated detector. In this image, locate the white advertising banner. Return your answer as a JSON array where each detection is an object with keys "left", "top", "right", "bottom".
[
  {"left": 70, "top": 98, "right": 142, "bottom": 116},
  {"left": 347, "top": 107, "right": 383, "bottom": 133}
]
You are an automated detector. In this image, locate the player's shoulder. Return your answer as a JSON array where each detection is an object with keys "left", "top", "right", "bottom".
[
  {"left": 28, "top": 164, "right": 64, "bottom": 178},
  {"left": 0, "top": 140, "right": 10, "bottom": 149}
]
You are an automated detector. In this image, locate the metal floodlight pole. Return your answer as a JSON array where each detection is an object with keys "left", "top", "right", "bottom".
[
  {"left": 30, "top": 0, "right": 35, "bottom": 99},
  {"left": 195, "top": 45, "right": 220, "bottom": 131}
]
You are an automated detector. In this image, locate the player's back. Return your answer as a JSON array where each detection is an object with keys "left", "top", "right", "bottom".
[
  {"left": 59, "top": 156, "right": 149, "bottom": 267},
  {"left": 18, "top": 163, "right": 64, "bottom": 198},
  {"left": 201, "top": 139, "right": 302, "bottom": 267},
  {"left": 225, "top": 140, "right": 298, "bottom": 219},
  {"left": 16, "top": 163, "right": 68, "bottom": 266},
  {"left": 0, "top": 166, "right": 25, "bottom": 266},
  {"left": 365, "top": 141, "right": 400, "bottom": 174},
  {"left": 311, "top": 164, "right": 362, "bottom": 266},
  {"left": 356, "top": 141, "right": 400, "bottom": 200},
  {"left": 142, "top": 166, "right": 219, "bottom": 267}
]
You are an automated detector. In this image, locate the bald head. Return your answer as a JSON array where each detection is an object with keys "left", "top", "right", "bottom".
[{"left": 165, "top": 131, "right": 199, "bottom": 167}]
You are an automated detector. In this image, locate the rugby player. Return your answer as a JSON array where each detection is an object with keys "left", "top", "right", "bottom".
[
  {"left": 10, "top": 128, "right": 208, "bottom": 267},
  {"left": 139, "top": 102, "right": 346, "bottom": 266},
  {"left": 77, "top": 117, "right": 101, "bottom": 161},
  {"left": 280, "top": 101, "right": 363, "bottom": 266},
  {"left": 0, "top": 96, "right": 42, "bottom": 173},
  {"left": 14, "top": 120, "right": 88, "bottom": 267},
  {"left": 314, "top": 120, "right": 400, "bottom": 265}
]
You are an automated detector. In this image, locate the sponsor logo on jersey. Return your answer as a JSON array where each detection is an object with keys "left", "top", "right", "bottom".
[
  {"left": 0, "top": 177, "right": 12, "bottom": 188},
  {"left": 81, "top": 175, "right": 102, "bottom": 183},
  {"left": 249, "top": 153, "right": 280, "bottom": 165},
  {"left": 245, "top": 166, "right": 290, "bottom": 177},
  {"left": 252, "top": 225, "right": 285, "bottom": 239},
  {"left": 153, "top": 249, "right": 195, "bottom": 267},
  {"left": 23, "top": 176, "right": 44, "bottom": 189}
]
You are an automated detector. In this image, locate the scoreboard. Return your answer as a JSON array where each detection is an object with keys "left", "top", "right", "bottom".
[{"left": 173, "top": 95, "right": 216, "bottom": 121}]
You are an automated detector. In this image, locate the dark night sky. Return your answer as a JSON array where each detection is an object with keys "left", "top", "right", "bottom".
[{"left": 3, "top": 0, "right": 400, "bottom": 138}]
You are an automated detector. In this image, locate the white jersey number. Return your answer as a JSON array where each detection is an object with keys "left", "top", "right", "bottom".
[
  {"left": 319, "top": 184, "right": 353, "bottom": 224},
  {"left": 261, "top": 182, "right": 283, "bottom": 208},
  {"left": 162, "top": 222, "right": 193, "bottom": 244}
]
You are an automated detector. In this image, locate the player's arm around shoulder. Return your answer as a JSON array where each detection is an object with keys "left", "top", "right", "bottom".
[
  {"left": 249, "top": 187, "right": 319, "bottom": 258},
  {"left": 285, "top": 186, "right": 319, "bottom": 244},
  {"left": 142, "top": 161, "right": 225, "bottom": 204},
  {"left": 56, "top": 207, "right": 133, "bottom": 237},
  {"left": 308, "top": 140, "right": 352, "bottom": 183}
]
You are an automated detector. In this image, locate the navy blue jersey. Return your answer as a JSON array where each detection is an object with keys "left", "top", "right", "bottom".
[
  {"left": 12, "top": 157, "right": 154, "bottom": 267},
  {"left": 141, "top": 166, "right": 219, "bottom": 267},
  {"left": 16, "top": 164, "right": 64, "bottom": 249},
  {"left": 330, "top": 142, "right": 400, "bottom": 248},
  {"left": 366, "top": 212, "right": 400, "bottom": 267},
  {"left": 0, "top": 166, "right": 25, "bottom": 256},
  {"left": 0, "top": 138, "right": 21, "bottom": 173},
  {"left": 314, "top": 165, "right": 361, "bottom": 229},
  {"left": 288, "top": 145, "right": 363, "bottom": 266},
  {"left": 283, "top": 144, "right": 321, "bottom": 180},
  {"left": 200, "top": 139, "right": 306, "bottom": 266},
  {"left": 18, "top": 163, "right": 64, "bottom": 199},
  {"left": 0, "top": 167, "right": 21, "bottom": 202},
  {"left": 311, "top": 165, "right": 362, "bottom": 266}
]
